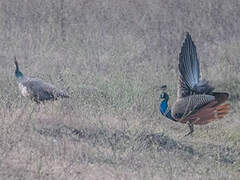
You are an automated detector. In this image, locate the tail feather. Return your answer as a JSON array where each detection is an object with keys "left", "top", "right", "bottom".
[
  {"left": 191, "top": 103, "right": 229, "bottom": 125},
  {"left": 212, "top": 92, "right": 229, "bottom": 106},
  {"left": 179, "top": 100, "right": 230, "bottom": 125},
  {"left": 216, "top": 104, "right": 230, "bottom": 119},
  {"left": 178, "top": 91, "right": 229, "bottom": 125}
]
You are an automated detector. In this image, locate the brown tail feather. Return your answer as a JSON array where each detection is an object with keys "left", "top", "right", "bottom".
[
  {"left": 193, "top": 103, "right": 229, "bottom": 125},
  {"left": 217, "top": 110, "right": 229, "bottom": 116},
  {"left": 216, "top": 104, "right": 230, "bottom": 119},
  {"left": 212, "top": 92, "right": 229, "bottom": 106},
  {"left": 179, "top": 100, "right": 230, "bottom": 125},
  {"left": 179, "top": 100, "right": 216, "bottom": 124}
]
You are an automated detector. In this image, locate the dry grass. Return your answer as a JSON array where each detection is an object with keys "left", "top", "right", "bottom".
[{"left": 0, "top": 0, "right": 240, "bottom": 179}]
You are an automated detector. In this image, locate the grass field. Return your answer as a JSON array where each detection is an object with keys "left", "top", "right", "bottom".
[{"left": 0, "top": 0, "right": 240, "bottom": 179}]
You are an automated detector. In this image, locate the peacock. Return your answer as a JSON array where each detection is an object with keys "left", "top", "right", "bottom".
[
  {"left": 160, "top": 33, "right": 230, "bottom": 136},
  {"left": 14, "top": 57, "right": 70, "bottom": 103}
]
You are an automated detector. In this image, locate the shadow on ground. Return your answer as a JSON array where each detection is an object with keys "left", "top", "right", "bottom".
[{"left": 35, "top": 124, "right": 239, "bottom": 166}]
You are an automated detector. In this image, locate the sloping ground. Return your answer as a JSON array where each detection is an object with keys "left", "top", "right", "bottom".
[
  {"left": 0, "top": 102, "right": 239, "bottom": 180},
  {"left": 0, "top": 0, "right": 240, "bottom": 179}
]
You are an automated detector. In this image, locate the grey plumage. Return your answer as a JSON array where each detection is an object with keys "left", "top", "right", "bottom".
[{"left": 14, "top": 58, "right": 69, "bottom": 103}]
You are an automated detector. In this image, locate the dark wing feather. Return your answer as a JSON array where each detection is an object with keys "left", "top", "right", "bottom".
[
  {"left": 178, "top": 33, "right": 200, "bottom": 97},
  {"left": 178, "top": 33, "right": 214, "bottom": 98}
]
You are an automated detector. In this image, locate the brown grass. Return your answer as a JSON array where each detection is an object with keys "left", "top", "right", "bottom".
[{"left": 0, "top": 0, "right": 240, "bottom": 179}]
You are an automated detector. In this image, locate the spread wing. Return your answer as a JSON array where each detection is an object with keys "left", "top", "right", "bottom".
[{"left": 178, "top": 33, "right": 213, "bottom": 98}]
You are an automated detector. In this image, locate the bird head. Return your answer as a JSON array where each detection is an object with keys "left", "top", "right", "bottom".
[{"left": 160, "top": 85, "right": 169, "bottom": 100}]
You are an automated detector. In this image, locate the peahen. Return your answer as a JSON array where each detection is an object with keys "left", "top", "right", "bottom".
[
  {"left": 14, "top": 57, "right": 70, "bottom": 103},
  {"left": 160, "top": 33, "right": 230, "bottom": 136}
]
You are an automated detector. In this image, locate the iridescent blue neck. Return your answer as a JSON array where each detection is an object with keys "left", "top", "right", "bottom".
[
  {"left": 15, "top": 71, "right": 23, "bottom": 78},
  {"left": 15, "top": 60, "right": 24, "bottom": 79},
  {"left": 160, "top": 94, "right": 176, "bottom": 121}
]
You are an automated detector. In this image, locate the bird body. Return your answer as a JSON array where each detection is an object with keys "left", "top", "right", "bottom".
[
  {"left": 171, "top": 94, "right": 215, "bottom": 120},
  {"left": 18, "top": 82, "right": 30, "bottom": 97},
  {"left": 14, "top": 58, "right": 69, "bottom": 103},
  {"left": 160, "top": 33, "right": 229, "bottom": 135}
]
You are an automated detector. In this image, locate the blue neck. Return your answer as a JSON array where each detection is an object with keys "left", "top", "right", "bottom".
[
  {"left": 160, "top": 96, "right": 176, "bottom": 121},
  {"left": 15, "top": 71, "right": 23, "bottom": 78},
  {"left": 15, "top": 61, "right": 24, "bottom": 79}
]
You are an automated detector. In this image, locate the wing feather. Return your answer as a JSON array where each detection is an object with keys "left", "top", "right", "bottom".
[
  {"left": 178, "top": 33, "right": 214, "bottom": 98},
  {"left": 172, "top": 94, "right": 215, "bottom": 120},
  {"left": 178, "top": 100, "right": 230, "bottom": 125}
]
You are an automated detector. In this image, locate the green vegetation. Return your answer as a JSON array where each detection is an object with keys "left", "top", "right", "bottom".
[{"left": 0, "top": 0, "right": 240, "bottom": 179}]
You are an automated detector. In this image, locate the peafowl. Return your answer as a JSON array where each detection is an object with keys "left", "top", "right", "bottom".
[
  {"left": 14, "top": 57, "right": 70, "bottom": 103},
  {"left": 160, "top": 33, "right": 230, "bottom": 136}
]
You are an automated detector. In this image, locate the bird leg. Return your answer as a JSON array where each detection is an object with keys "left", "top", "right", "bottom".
[{"left": 184, "top": 122, "right": 194, "bottom": 137}]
